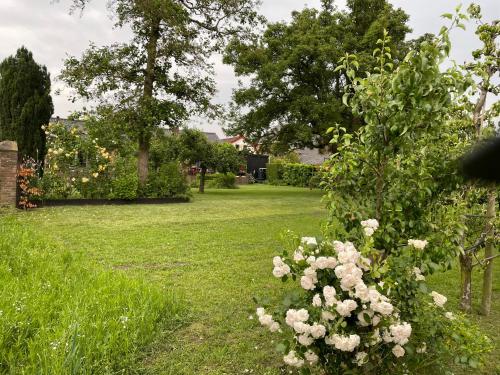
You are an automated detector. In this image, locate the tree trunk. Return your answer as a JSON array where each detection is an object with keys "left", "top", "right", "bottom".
[
  {"left": 199, "top": 167, "right": 207, "bottom": 193},
  {"left": 375, "top": 159, "right": 386, "bottom": 221},
  {"left": 459, "top": 252, "right": 473, "bottom": 312},
  {"left": 138, "top": 134, "right": 150, "bottom": 188},
  {"left": 138, "top": 16, "right": 160, "bottom": 188},
  {"left": 480, "top": 188, "right": 496, "bottom": 315}
]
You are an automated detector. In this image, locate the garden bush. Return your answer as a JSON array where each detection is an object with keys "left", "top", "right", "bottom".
[
  {"left": 208, "top": 173, "right": 237, "bottom": 189},
  {"left": 110, "top": 156, "right": 138, "bottom": 200},
  {"left": 282, "top": 163, "right": 319, "bottom": 188},
  {"left": 255, "top": 220, "right": 492, "bottom": 374},
  {"left": 267, "top": 163, "right": 284, "bottom": 185},
  {"left": 0, "top": 217, "right": 185, "bottom": 373},
  {"left": 144, "top": 162, "right": 190, "bottom": 198},
  {"left": 267, "top": 162, "right": 319, "bottom": 187}
]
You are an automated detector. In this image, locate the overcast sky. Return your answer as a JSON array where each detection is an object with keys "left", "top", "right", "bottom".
[{"left": 0, "top": 0, "right": 498, "bottom": 136}]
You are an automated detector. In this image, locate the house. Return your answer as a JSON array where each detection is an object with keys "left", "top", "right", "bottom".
[
  {"left": 222, "top": 135, "right": 256, "bottom": 152},
  {"left": 296, "top": 148, "right": 331, "bottom": 165},
  {"left": 223, "top": 134, "right": 330, "bottom": 165}
]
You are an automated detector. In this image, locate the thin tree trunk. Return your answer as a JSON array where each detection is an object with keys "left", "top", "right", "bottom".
[
  {"left": 375, "top": 160, "right": 385, "bottom": 221},
  {"left": 138, "top": 135, "right": 150, "bottom": 188},
  {"left": 459, "top": 252, "right": 473, "bottom": 312},
  {"left": 138, "top": 16, "right": 160, "bottom": 187},
  {"left": 199, "top": 167, "right": 207, "bottom": 193},
  {"left": 480, "top": 188, "right": 496, "bottom": 315}
]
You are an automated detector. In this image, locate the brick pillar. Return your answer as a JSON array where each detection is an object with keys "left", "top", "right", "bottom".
[{"left": 0, "top": 141, "right": 18, "bottom": 207}]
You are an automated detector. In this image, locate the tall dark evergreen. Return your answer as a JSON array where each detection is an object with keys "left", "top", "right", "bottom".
[{"left": 0, "top": 47, "right": 54, "bottom": 161}]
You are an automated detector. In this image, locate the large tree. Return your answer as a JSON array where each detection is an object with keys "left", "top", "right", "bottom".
[
  {"left": 60, "top": 0, "right": 260, "bottom": 188},
  {"left": 223, "top": 0, "right": 411, "bottom": 152},
  {"left": 0, "top": 47, "right": 53, "bottom": 161}
]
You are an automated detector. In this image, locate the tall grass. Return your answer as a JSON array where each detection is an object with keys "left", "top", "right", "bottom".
[{"left": 0, "top": 216, "right": 184, "bottom": 374}]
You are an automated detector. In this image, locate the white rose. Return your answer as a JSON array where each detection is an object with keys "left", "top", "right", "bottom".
[
  {"left": 363, "top": 227, "right": 375, "bottom": 237},
  {"left": 283, "top": 351, "right": 304, "bottom": 368},
  {"left": 312, "top": 294, "right": 322, "bottom": 307},
  {"left": 304, "top": 350, "right": 319, "bottom": 365},
  {"left": 444, "top": 311, "right": 455, "bottom": 320},
  {"left": 301, "top": 237, "right": 317, "bottom": 246},
  {"left": 392, "top": 344, "right": 405, "bottom": 358},
  {"left": 323, "top": 286, "right": 337, "bottom": 307},
  {"left": 321, "top": 310, "right": 335, "bottom": 321},
  {"left": 430, "top": 291, "right": 447, "bottom": 308},
  {"left": 389, "top": 322, "right": 412, "bottom": 345},
  {"left": 309, "top": 323, "right": 326, "bottom": 339},
  {"left": 357, "top": 309, "right": 374, "bottom": 327},
  {"left": 408, "top": 239, "right": 428, "bottom": 250},
  {"left": 371, "top": 301, "right": 394, "bottom": 316},
  {"left": 297, "top": 334, "right": 314, "bottom": 346},
  {"left": 301, "top": 275, "right": 316, "bottom": 290},
  {"left": 354, "top": 351, "right": 368, "bottom": 366},
  {"left": 269, "top": 321, "right": 280, "bottom": 332},
  {"left": 335, "top": 299, "right": 358, "bottom": 317}
]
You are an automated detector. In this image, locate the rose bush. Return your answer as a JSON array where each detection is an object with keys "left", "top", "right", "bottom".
[{"left": 256, "top": 220, "right": 491, "bottom": 374}]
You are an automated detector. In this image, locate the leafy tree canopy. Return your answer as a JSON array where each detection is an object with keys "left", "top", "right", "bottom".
[
  {"left": 0, "top": 47, "right": 53, "bottom": 161},
  {"left": 60, "top": 0, "right": 260, "bottom": 186},
  {"left": 223, "top": 0, "right": 411, "bottom": 153}
]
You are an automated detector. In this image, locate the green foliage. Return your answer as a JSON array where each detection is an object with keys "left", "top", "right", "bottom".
[
  {"left": 267, "top": 163, "right": 319, "bottom": 187},
  {"left": 211, "top": 143, "right": 243, "bottom": 174},
  {"left": 324, "top": 22, "right": 472, "bottom": 258},
  {"left": 267, "top": 163, "right": 284, "bottom": 185},
  {"left": 263, "top": 227, "right": 491, "bottom": 374},
  {"left": 150, "top": 131, "right": 183, "bottom": 171},
  {"left": 282, "top": 164, "right": 319, "bottom": 188},
  {"left": 0, "top": 47, "right": 53, "bottom": 161},
  {"left": 0, "top": 216, "right": 184, "bottom": 373},
  {"left": 208, "top": 173, "right": 237, "bottom": 189},
  {"left": 110, "top": 156, "right": 138, "bottom": 200},
  {"left": 178, "top": 129, "right": 213, "bottom": 169},
  {"left": 61, "top": 0, "right": 260, "bottom": 184},
  {"left": 144, "top": 162, "right": 190, "bottom": 199},
  {"left": 224, "top": 1, "right": 411, "bottom": 151}
]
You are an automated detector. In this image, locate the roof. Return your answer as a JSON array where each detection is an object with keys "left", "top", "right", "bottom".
[
  {"left": 296, "top": 148, "right": 331, "bottom": 165},
  {"left": 203, "top": 132, "right": 220, "bottom": 143},
  {"left": 223, "top": 135, "right": 245, "bottom": 144},
  {"left": 50, "top": 117, "right": 86, "bottom": 130}
]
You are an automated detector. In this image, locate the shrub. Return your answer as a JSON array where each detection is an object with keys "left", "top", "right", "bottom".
[
  {"left": 267, "top": 162, "right": 319, "bottom": 187},
  {"left": 110, "top": 156, "right": 138, "bottom": 200},
  {"left": 0, "top": 217, "right": 185, "bottom": 373},
  {"left": 267, "top": 163, "right": 284, "bottom": 185},
  {"left": 255, "top": 219, "right": 491, "bottom": 374},
  {"left": 208, "top": 173, "right": 237, "bottom": 189},
  {"left": 282, "top": 163, "right": 318, "bottom": 187},
  {"left": 145, "top": 162, "right": 190, "bottom": 198}
]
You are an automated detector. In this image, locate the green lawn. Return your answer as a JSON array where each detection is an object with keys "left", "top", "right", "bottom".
[{"left": 14, "top": 185, "right": 499, "bottom": 374}]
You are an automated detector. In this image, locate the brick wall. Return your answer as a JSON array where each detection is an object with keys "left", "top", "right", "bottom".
[{"left": 0, "top": 141, "right": 18, "bottom": 207}]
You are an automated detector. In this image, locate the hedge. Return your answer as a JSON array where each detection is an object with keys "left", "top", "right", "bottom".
[{"left": 267, "top": 162, "right": 320, "bottom": 188}]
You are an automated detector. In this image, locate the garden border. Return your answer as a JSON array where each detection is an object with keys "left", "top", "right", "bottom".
[{"left": 26, "top": 197, "right": 190, "bottom": 208}]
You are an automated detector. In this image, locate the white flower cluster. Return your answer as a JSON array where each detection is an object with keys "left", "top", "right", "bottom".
[
  {"left": 256, "top": 308, "right": 280, "bottom": 332},
  {"left": 408, "top": 239, "right": 428, "bottom": 250},
  {"left": 430, "top": 291, "right": 447, "bottom": 308},
  {"left": 257, "top": 219, "right": 420, "bottom": 369},
  {"left": 361, "top": 219, "right": 379, "bottom": 237},
  {"left": 272, "top": 256, "right": 291, "bottom": 278},
  {"left": 413, "top": 267, "right": 425, "bottom": 281}
]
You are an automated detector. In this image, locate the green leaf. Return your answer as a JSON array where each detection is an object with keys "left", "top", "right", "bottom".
[
  {"left": 342, "top": 93, "right": 350, "bottom": 106},
  {"left": 441, "top": 13, "right": 453, "bottom": 20}
]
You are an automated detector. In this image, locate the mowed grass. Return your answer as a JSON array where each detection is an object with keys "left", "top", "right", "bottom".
[{"left": 15, "top": 184, "right": 499, "bottom": 374}]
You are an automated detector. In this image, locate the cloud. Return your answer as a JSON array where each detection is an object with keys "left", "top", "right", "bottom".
[{"left": 0, "top": 0, "right": 497, "bottom": 136}]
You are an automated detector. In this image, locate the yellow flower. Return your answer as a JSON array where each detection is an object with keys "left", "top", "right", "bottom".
[
  {"left": 82, "top": 177, "right": 89, "bottom": 183},
  {"left": 92, "top": 172, "right": 99, "bottom": 178}
]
